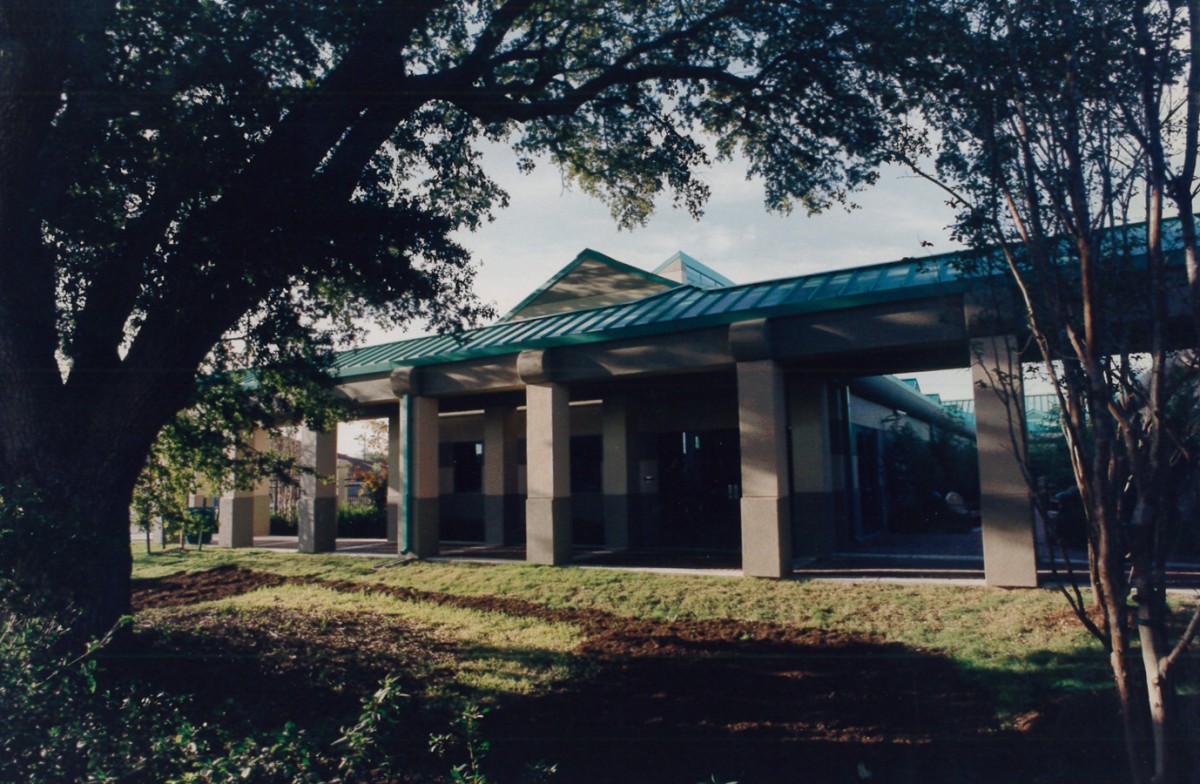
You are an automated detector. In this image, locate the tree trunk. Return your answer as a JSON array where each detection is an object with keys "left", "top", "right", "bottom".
[
  {"left": 1, "top": 390, "right": 168, "bottom": 639},
  {"left": 4, "top": 467, "right": 135, "bottom": 638}
]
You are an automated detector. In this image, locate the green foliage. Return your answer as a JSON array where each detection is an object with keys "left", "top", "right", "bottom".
[
  {"left": 37, "top": 0, "right": 938, "bottom": 400},
  {"left": 429, "top": 703, "right": 493, "bottom": 784},
  {"left": 270, "top": 511, "right": 298, "bottom": 534},
  {"left": 133, "top": 369, "right": 349, "bottom": 549},
  {"left": 337, "top": 504, "right": 387, "bottom": 538},
  {"left": 333, "top": 675, "right": 409, "bottom": 777},
  {"left": 0, "top": 591, "right": 471, "bottom": 783},
  {"left": 349, "top": 459, "right": 389, "bottom": 510},
  {"left": 0, "top": 599, "right": 178, "bottom": 784}
]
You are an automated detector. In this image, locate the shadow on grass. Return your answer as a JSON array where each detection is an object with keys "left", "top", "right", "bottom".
[
  {"left": 477, "top": 633, "right": 1141, "bottom": 784},
  {"left": 118, "top": 564, "right": 1198, "bottom": 784}
]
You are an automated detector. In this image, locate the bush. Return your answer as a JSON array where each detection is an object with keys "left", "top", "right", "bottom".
[
  {"left": 270, "top": 511, "right": 298, "bottom": 535},
  {"left": 0, "top": 601, "right": 189, "bottom": 783},
  {"left": 0, "top": 592, "right": 421, "bottom": 783},
  {"left": 337, "top": 504, "right": 387, "bottom": 538},
  {"left": 269, "top": 507, "right": 387, "bottom": 537}
]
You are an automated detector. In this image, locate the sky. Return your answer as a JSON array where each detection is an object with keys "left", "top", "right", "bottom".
[{"left": 341, "top": 144, "right": 976, "bottom": 453}]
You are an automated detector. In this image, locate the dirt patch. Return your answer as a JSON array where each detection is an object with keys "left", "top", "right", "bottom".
[
  {"left": 131, "top": 564, "right": 286, "bottom": 609},
  {"left": 105, "top": 605, "right": 453, "bottom": 746},
  {"left": 125, "top": 566, "right": 1126, "bottom": 783}
]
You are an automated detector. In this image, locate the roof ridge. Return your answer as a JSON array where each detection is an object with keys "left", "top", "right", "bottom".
[{"left": 498, "top": 248, "right": 680, "bottom": 321}]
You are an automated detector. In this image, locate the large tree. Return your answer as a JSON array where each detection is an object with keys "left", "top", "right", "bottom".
[
  {"left": 0, "top": 1, "right": 927, "bottom": 634},
  {"left": 896, "top": 1, "right": 1200, "bottom": 781}
]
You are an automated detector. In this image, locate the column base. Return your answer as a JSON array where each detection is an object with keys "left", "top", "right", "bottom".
[
  {"left": 982, "top": 493, "right": 1038, "bottom": 587},
  {"left": 483, "top": 495, "right": 505, "bottom": 546},
  {"left": 252, "top": 495, "right": 271, "bottom": 537},
  {"left": 217, "top": 496, "right": 256, "bottom": 549},
  {"left": 526, "top": 497, "right": 571, "bottom": 565},
  {"left": 741, "top": 496, "right": 792, "bottom": 578},
  {"left": 298, "top": 497, "right": 338, "bottom": 554},
  {"left": 603, "top": 495, "right": 630, "bottom": 550},
  {"left": 386, "top": 501, "right": 399, "bottom": 544},
  {"left": 410, "top": 497, "right": 440, "bottom": 558}
]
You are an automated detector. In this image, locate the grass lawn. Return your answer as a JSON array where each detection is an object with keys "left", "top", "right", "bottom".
[{"left": 124, "top": 545, "right": 1194, "bottom": 783}]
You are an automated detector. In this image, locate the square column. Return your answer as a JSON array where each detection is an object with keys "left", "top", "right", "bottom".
[
  {"left": 601, "top": 396, "right": 632, "bottom": 550},
  {"left": 408, "top": 395, "right": 440, "bottom": 558},
  {"left": 525, "top": 382, "right": 571, "bottom": 565},
  {"left": 483, "top": 407, "right": 517, "bottom": 546},
  {"left": 972, "top": 335, "right": 1037, "bottom": 587},
  {"left": 298, "top": 424, "right": 338, "bottom": 554},
  {"left": 218, "top": 428, "right": 270, "bottom": 548},
  {"left": 738, "top": 360, "right": 792, "bottom": 578},
  {"left": 788, "top": 382, "right": 836, "bottom": 558},
  {"left": 386, "top": 405, "right": 404, "bottom": 547}
]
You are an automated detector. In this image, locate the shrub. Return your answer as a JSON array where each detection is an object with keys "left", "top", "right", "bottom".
[
  {"left": 0, "top": 593, "right": 420, "bottom": 783},
  {"left": 337, "top": 504, "right": 387, "bottom": 538},
  {"left": 270, "top": 511, "right": 298, "bottom": 535},
  {"left": 0, "top": 601, "right": 187, "bottom": 783}
]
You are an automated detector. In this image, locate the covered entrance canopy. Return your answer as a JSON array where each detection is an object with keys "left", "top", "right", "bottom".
[{"left": 218, "top": 229, "right": 1196, "bottom": 587}]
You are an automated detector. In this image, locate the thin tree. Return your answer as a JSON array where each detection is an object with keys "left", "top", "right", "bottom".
[{"left": 897, "top": 1, "right": 1200, "bottom": 781}]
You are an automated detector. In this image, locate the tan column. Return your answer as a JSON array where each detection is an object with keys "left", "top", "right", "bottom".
[
  {"left": 298, "top": 424, "right": 338, "bottom": 554},
  {"left": 525, "top": 382, "right": 571, "bottom": 564},
  {"left": 601, "top": 396, "right": 631, "bottom": 550},
  {"left": 386, "top": 404, "right": 404, "bottom": 547},
  {"left": 218, "top": 428, "right": 270, "bottom": 548},
  {"left": 738, "top": 360, "right": 792, "bottom": 578},
  {"left": 408, "top": 395, "right": 440, "bottom": 557},
  {"left": 788, "top": 382, "right": 836, "bottom": 558},
  {"left": 483, "top": 407, "right": 516, "bottom": 546},
  {"left": 972, "top": 335, "right": 1037, "bottom": 587}
]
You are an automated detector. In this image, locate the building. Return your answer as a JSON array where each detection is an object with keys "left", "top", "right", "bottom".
[{"left": 219, "top": 246, "right": 1039, "bottom": 586}]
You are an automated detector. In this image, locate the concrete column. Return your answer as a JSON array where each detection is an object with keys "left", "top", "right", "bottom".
[
  {"left": 737, "top": 360, "right": 792, "bottom": 578},
  {"left": 298, "top": 424, "right": 338, "bottom": 553},
  {"left": 525, "top": 382, "right": 571, "bottom": 564},
  {"left": 386, "top": 404, "right": 404, "bottom": 547},
  {"left": 788, "top": 382, "right": 836, "bottom": 559},
  {"left": 483, "top": 407, "right": 516, "bottom": 546},
  {"left": 408, "top": 395, "right": 440, "bottom": 557},
  {"left": 972, "top": 335, "right": 1037, "bottom": 587},
  {"left": 218, "top": 428, "right": 270, "bottom": 548},
  {"left": 601, "top": 396, "right": 632, "bottom": 550}
]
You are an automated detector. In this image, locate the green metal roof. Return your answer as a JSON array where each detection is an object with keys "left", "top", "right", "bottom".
[
  {"left": 334, "top": 217, "right": 1193, "bottom": 381},
  {"left": 335, "top": 250, "right": 972, "bottom": 379}
]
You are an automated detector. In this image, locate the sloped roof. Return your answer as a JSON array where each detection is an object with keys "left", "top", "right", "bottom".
[
  {"left": 499, "top": 248, "right": 679, "bottom": 322},
  {"left": 335, "top": 250, "right": 970, "bottom": 379},
  {"left": 653, "top": 251, "right": 735, "bottom": 288}
]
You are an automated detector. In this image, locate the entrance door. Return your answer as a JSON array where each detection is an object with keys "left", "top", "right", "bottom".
[{"left": 655, "top": 429, "right": 741, "bottom": 549}]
